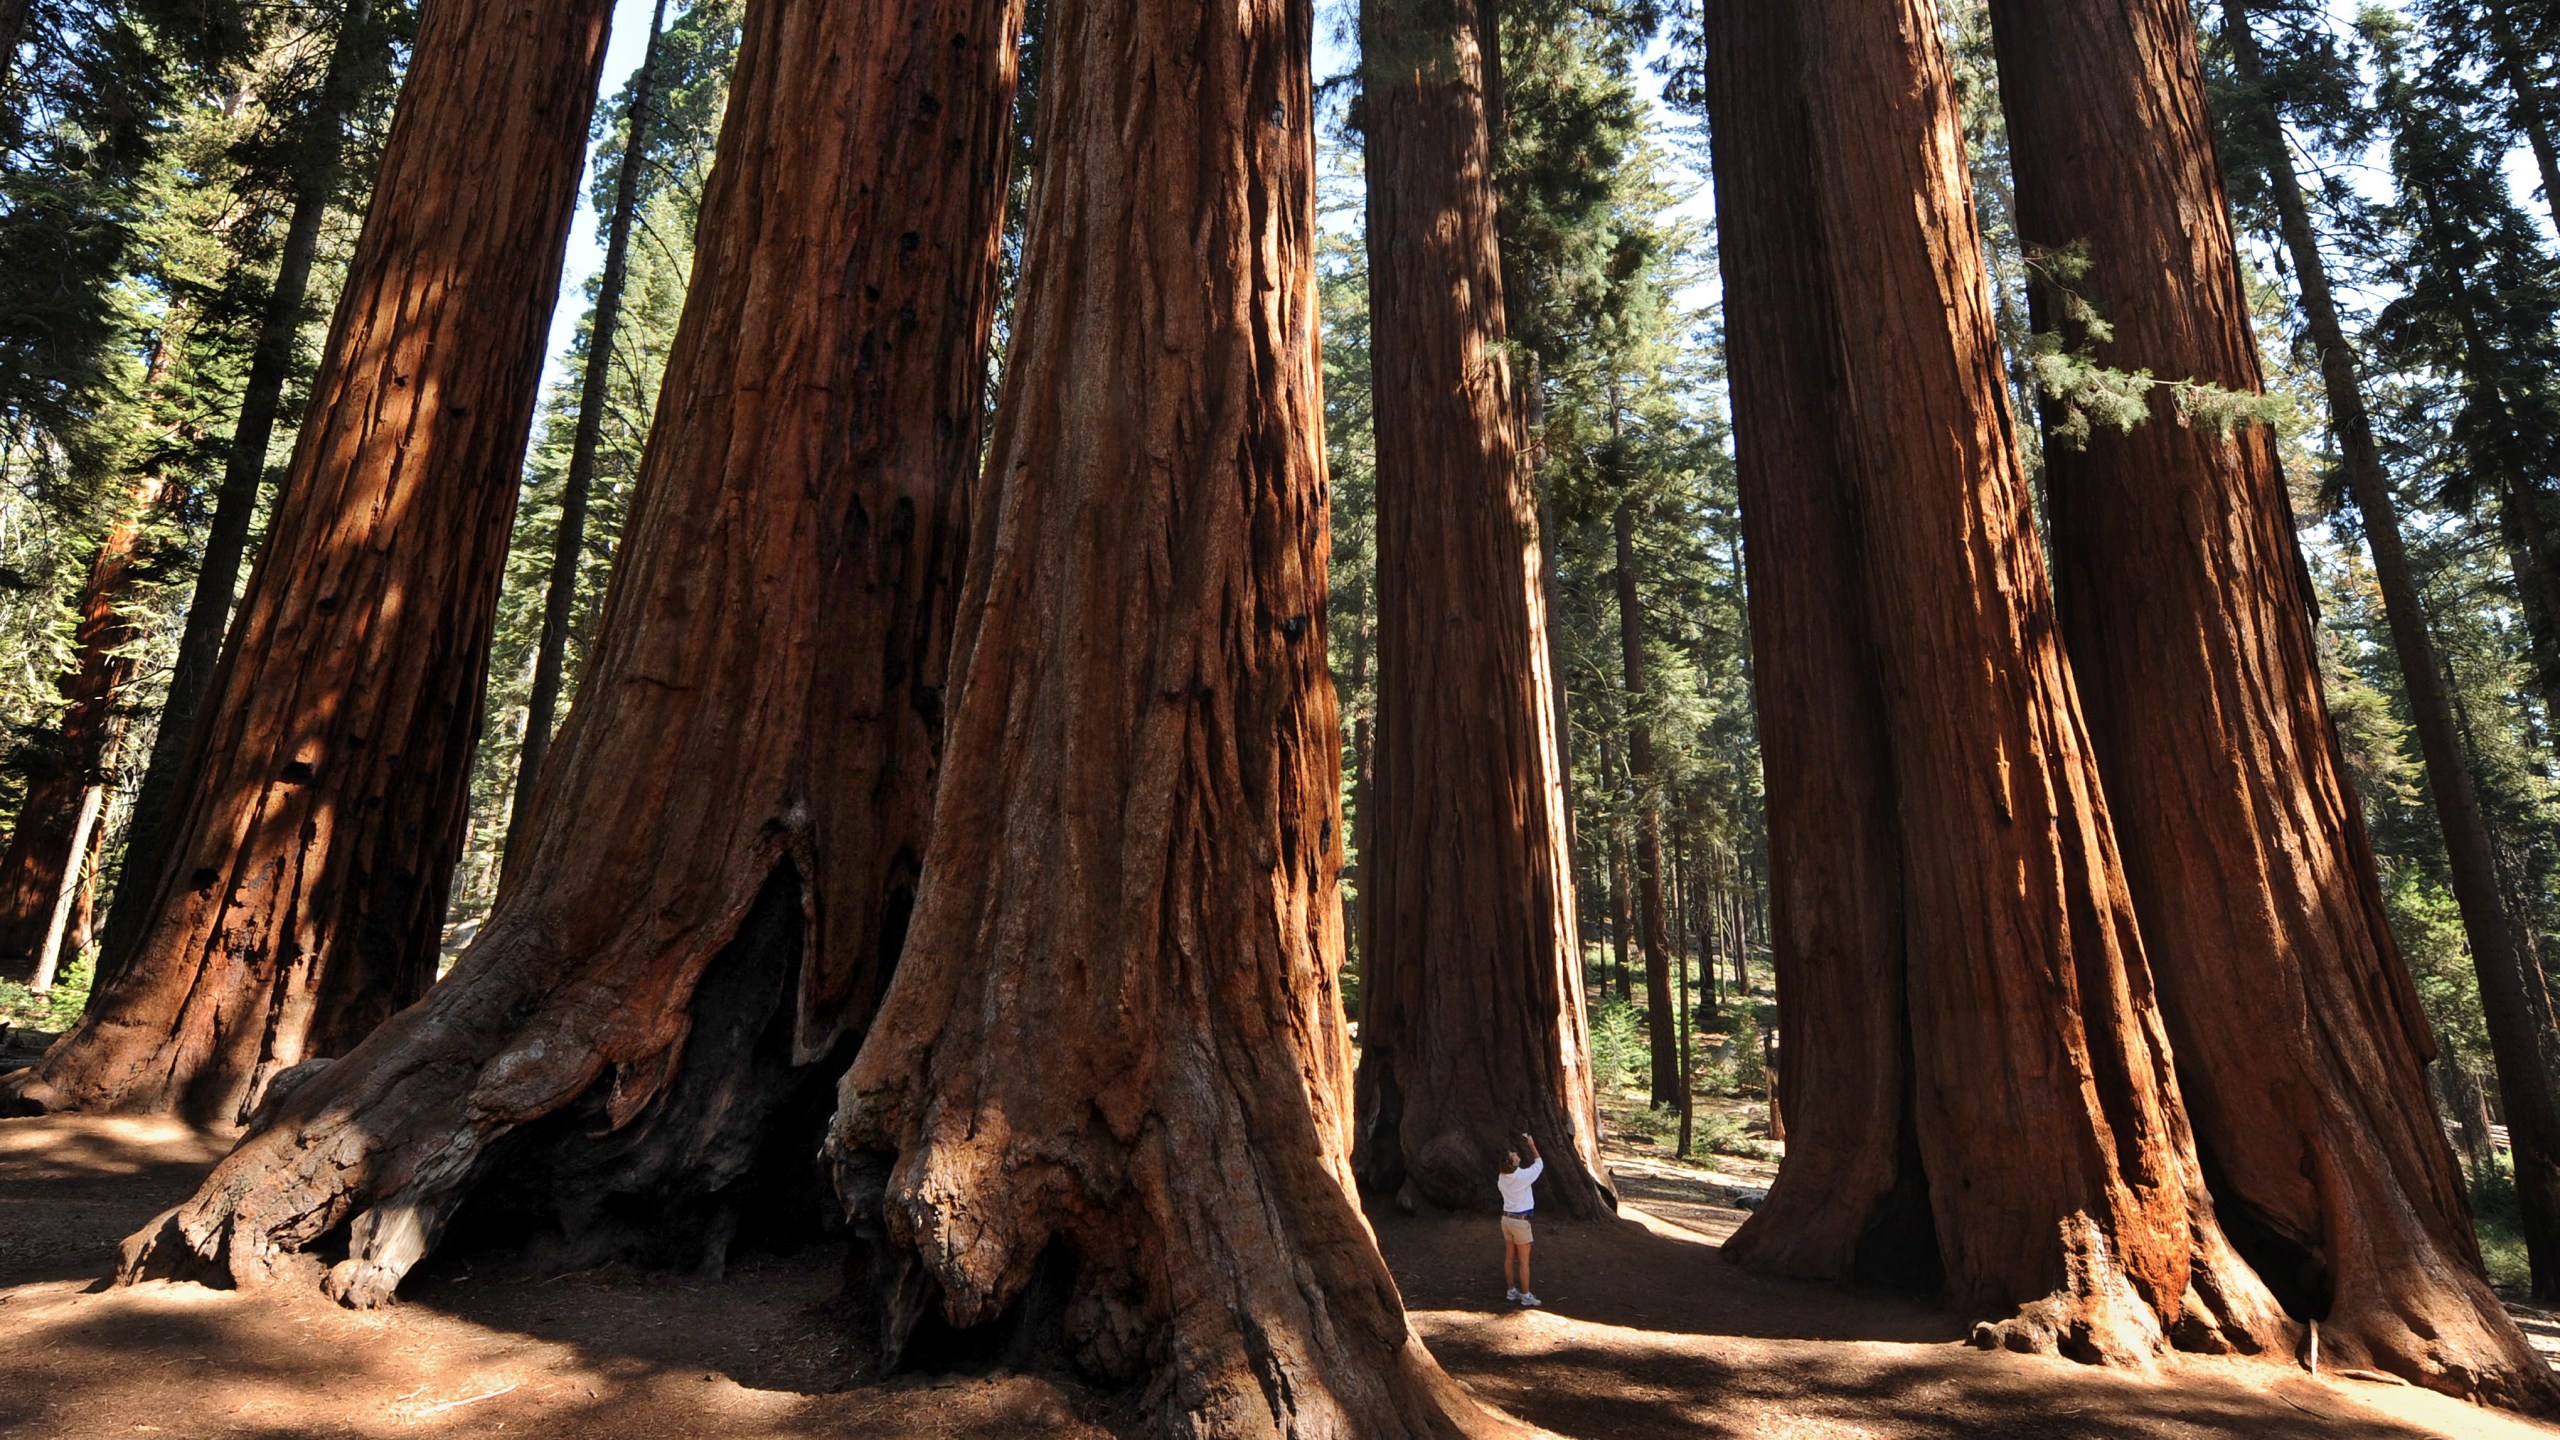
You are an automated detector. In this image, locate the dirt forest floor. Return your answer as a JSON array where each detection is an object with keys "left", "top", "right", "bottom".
[{"left": 3, "top": 1112, "right": 2556, "bottom": 1439}]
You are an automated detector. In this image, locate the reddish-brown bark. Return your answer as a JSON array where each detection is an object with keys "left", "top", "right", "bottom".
[
  {"left": 1353, "top": 0, "right": 1609, "bottom": 1220},
  {"left": 820, "top": 0, "right": 1527, "bottom": 1425},
  {"left": 2220, "top": 0, "right": 2560, "bottom": 1312},
  {"left": 117, "top": 0, "right": 1015, "bottom": 1299},
  {"left": 12, "top": 0, "right": 612, "bottom": 1122},
  {"left": 1701, "top": 0, "right": 1913, "bottom": 1287},
  {"left": 1988, "top": 0, "right": 2550, "bottom": 1403},
  {"left": 104, "top": 0, "right": 384, "bottom": 982},
  {"left": 0, "top": 472, "right": 168, "bottom": 980},
  {"left": 1716, "top": 0, "right": 2292, "bottom": 1362}
]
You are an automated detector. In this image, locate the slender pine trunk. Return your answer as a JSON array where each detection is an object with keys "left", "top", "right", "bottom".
[
  {"left": 505, "top": 0, "right": 671, "bottom": 865},
  {"left": 2490, "top": 4, "right": 2560, "bottom": 229},
  {"left": 1614, "top": 490, "right": 1676, "bottom": 1109},
  {"left": 29, "top": 783, "right": 105, "bottom": 993}
]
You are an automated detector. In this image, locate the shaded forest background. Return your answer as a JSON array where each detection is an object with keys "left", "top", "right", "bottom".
[{"left": 0, "top": 0, "right": 2554, "bottom": 1282}]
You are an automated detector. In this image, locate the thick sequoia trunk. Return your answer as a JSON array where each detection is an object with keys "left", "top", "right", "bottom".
[
  {"left": 1352, "top": 0, "right": 1609, "bottom": 1220},
  {"left": 1612, "top": 497, "right": 1677, "bottom": 1109},
  {"left": 819, "top": 0, "right": 1524, "bottom": 1427},
  {"left": 103, "top": 0, "right": 382, "bottom": 983},
  {"left": 12, "top": 0, "right": 612, "bottom": 1123},
  {"left": 1761, "top": 0, "right": 2291, "bottom": 1361},
  {"left": 0, "top": 471, "right": 167, "bottom": 980},
  {"left": 1988, "top": 0, "right": 2549, "bottom": 1402},
  {"left": 1702, "top": 0, "right": 1912, "bottom": 1286},
  {"left": 504, "top": 0, "right": 669, "bottom": 864},
  {"left": 116, "top": 0, "right": 1013, "bottom": 1300},
  {"left": 2220, "top": 0, "right": 2560, "bottom": 1308}
]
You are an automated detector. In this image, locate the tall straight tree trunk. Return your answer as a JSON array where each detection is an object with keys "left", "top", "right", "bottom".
[
  {"left": 822, "top": 0, "right": 1524, "bottom": 1421},
  {"left": 1991, "top": 0, "right": 2549, "bottom": 1399},
  {"left": 1746, "top": 0, "right": 2291, "bottom": 1360},
  {"left": 13, "top": 0, "right": 613, "bottom": 1123},
  {"left": 28, "top": 781, "right": 106, "bottom": 993},
  {"left": 1613, "top": 494, "right": 1677, "bottom": 1110},
  {"left": 1600, "top": 730, "right": 1632, "bottom": 1001},
  {"left": 1353, "top": 0, "right": 1608, "bottom": 1217},
  {"left": 2489, "top": 4, "right": 2560, "bottom": 230},
  {"left": 1346, "top": 583, "right": 1375, "bottom": 984},
  {"left": 121, "top": 0, "right": 1016, "bottom": 1302},
  {"left": 2496, "top": 489, "right": 2560, "bottom": 735},
  {"left": 1704, "top": 0, "right": 1914, "bottom": 1288},
  {"left": 1525, "top": 360, "right": 1580, "bottom": 879},
  {"left": 103, "top": 0, "right": 382, "bottom": 983},
  {"left": 1671, "top": 831, "right": 1693, "bottom": 1155},
  {"left": 2221, "top": 0, "right": 2560, "bottom": 1309},
  {"left": 68, "top": 800, "right": 108, "bottom": 954},
  {"left": 0, "top": 470, "right": 168, "bottom": 980},
  {"left": 504, "top": 0, "right": 670, "bottom": 864}
]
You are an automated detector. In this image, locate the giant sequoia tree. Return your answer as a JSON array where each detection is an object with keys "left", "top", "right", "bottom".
[
  {"left": 1354, "top": 0, "right": 1610, "bottom": 1219},
  {"left": 2215, "top": 0, "right": 2560, "bottom": 1306},
  {"left": 10, "top": 0, "right": 613, "bottom": 1122},
  {"left": 1699, "top": 0, "right": 1914, "bottom": 1288},
  {"left": 1984, "top": 0, "right": 2548, "bottom": 1400},
  {"left": 115, "top": 0, "right": 1016, "bottom": 1295},
  {"left": 819, "top": 0, "right": 1523, "bottom": 1420},
  {"left": 100, "top": 0, "right": 395, "bottom": 982},
  {"left": 1717, "top": 0, "right": 2288, "bottom": 1362}
]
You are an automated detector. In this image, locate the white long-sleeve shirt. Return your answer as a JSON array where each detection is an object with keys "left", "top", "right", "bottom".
[{"left": 1498, "top": 1158, "right": 1543, "bottom": 1214}]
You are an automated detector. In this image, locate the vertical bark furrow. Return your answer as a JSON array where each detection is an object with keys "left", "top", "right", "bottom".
[
  {"left": 823, "top": 0, "right": 1526, "bottom": 1425},
  {"left": 1987, "top": 0, "right": 2547, "bottom": 1402},
  {"left": 1354, "top": 0, "right": 1606, "bottom": 1219},
  {"left": 1772, "top": 0, "right": 2287, "bottom": 1360},
  {"left": 17, "top": 0, "right": 613, "bottom": 1121},
  {"left": 1703, "top": 0, "right": 1915, "bottom": 1287},
  {"left": 114, "top": 0, "right": 1018, "bottom": 1301}
]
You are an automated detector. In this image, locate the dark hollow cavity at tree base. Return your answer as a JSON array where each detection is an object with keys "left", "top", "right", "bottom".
[
  {"left": 117, "top": 864, "right": 863, "bottom": 1302},
  {"left": 430, "top": 870, "right": 858, "bottom": 1281}
]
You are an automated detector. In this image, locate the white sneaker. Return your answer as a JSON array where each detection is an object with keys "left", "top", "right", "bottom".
[
  {"left": 1504, "top": 1287, "right": 1520, "bottom": 1302},
  {"left": 1518, "top": 1292, "right": 1542, "bottom": 1308}
]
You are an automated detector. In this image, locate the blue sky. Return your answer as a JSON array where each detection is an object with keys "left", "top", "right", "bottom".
[{"left": 536, "top": 0, "right": 2544, "bottom": 400}]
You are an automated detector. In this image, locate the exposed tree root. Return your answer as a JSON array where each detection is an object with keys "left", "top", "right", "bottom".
[{"left": 119, "top": 869, "right": 835, "bottom": 1305}]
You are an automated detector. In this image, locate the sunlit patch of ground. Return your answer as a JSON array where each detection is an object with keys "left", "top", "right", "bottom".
[
  {"left": 1376, "top": 1133, "right": 2560, "bottom": 1440},
  {"left": 4, "top": 1111, "right": 2554, "bottom": 1439}
]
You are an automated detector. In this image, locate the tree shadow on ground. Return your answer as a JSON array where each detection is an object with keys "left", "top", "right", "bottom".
[
  {"left": 0, "top": 1113, "right": 233, "bottom": 1287},
  {"left": 1421, "top": 1316, "right": 2478, "bottom": 1440},
  {"left": 1371, "top": 1165, "right": 2554, "bottom": 1440},
  {"left": 2, "top": 1265, "right": 1131, "bottom": 1434},
  {"left": 1372, "top": 1193, "right": 1965, "bottom": 1345},
  {"left": 0, "top": 1114, "right": 1135, "bottom": 1438},
  {"left": 5, "top": 1114, "right": 2539, "bottom": 1440}
]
